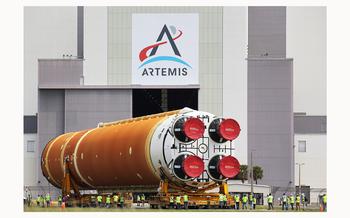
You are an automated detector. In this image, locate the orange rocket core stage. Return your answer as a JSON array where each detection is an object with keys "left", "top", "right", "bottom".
[{"left": 41, "top": 110, "right": 180, "bottom": 190}]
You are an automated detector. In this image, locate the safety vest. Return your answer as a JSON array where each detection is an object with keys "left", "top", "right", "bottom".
[
  {"left": 296, "top": 196, "right": 300, "bottom": 203},
  {"left": 120, "top": 196, "right": 124, "bottom": 203},
  {"left": 242, "top": 196, "right": 248, "bottom": 203},
  {"left": 268, "top": 195, "right": 273, "bottom": 203},
  {"left": 219, "top": 194, "right": 224, "bottom": 201},
  {"left": 183, "top": 195, "right": 188, "bottom": 202},
  {"left": 323, "top": 195, "right": 327, "bottom": 203},
  {"left": 287, "top": 196, "right": 291, "bottom": 204},
  {"left": 45, "top": 194, "right": 50, "bottom": 201},
  {"left": 113, "top": 195, "right": 119, "bottom": 202},
  {"left": 169, "top": 196, "right": 174, "bottom": 203},
  {"left": 253, "top": 197, "right": 257, "bottom": 204},
  {"left": 176, "top": 196, "right": 181, "bottom": 203},
  {"left": 141, "top": 195, "right": 145, "bottom": 201},
  {"left": 106, "top": 196, "right": 111, "bottom": 204},
  {"left": 249, "top": 195, "right": 253, "bottom": 201},
  {"left": 97, "top": 195, "right": 102, "bottom": 202},
  {"left": 223, "top": 195, "right": 227, "bottom": 202},
  {"left": 282, "top": 195, "right": 287, "bottom": 202},
  {"left": 234, "top": 195, "right": 240, "bottom": 202},
  {"left": 290, "top": 196, "right": 295, "bottom": 204},
  {"left": 58, "top": 196, "right": 62, "bottom": 202}
]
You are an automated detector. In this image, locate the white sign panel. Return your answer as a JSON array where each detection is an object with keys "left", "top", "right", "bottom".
[{"left": 132, "top": 14, "right": 198, "bottom": 85}]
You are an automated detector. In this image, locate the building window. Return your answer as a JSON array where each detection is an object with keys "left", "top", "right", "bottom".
[
  {"left": 27, "top": 140, "right": 35, "bottom": 152},
  {"left": 298, "top": 140, "right": 306, "bottom": 152}
]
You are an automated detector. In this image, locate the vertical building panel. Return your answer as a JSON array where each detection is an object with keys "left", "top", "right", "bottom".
[
  {"left": 38, "top": 90, "right": 65, "bottom": 184},
  {"left": 64, "top": 89, "right": 132, "bottom": 132},
  {"left": 248, "top": 7, "right": 286, "bottom": 58}
]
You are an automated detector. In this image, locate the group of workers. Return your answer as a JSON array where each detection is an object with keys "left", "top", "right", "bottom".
[
  {"left": 168, "top": 193, "right": 189, "bottom": 209},
  {"left": 95, "top": 193, "right": 126, "bottom": 208},
  {"left": 279, "top": 193, "right": 309, "bottom": 211},
  {"left": 232, "top": 193, "right": 258, "bottom": 210},
  {"left": 35, "top": 193, "right": 57, "bottom": 207}
]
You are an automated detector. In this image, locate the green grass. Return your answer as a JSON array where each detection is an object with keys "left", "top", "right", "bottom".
[{"left": 24, "top": 205, "right": 322, "bottom": 212}]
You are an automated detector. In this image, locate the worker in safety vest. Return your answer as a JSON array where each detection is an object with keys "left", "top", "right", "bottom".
[
  {"left": 289, "top": 194, "right": 295, "bottom": 210},
  {"left": 90, "top": 195, "right": 96, "bottom": 207},
  {"left": 183, "top": 194, "right": 189, "bottom": 209},
  {"left": 45, "top": 193, "right": 51, "bottom": 207},
  {"left": 141, "top": 194, "right": 145, "bottom": 207},
  {"left": 267, "top": 193, "right": 274, "bottom": 210},
  {"left": 252, "top": 196, "right": 257, "bottom": 210},
  {"left": 242, "top": 194, "right": 248, "bottom": 210},
  {"left": 105, "top": 195, "right": 111, "bottom": 208},
  {"left": 223, "top": 194, "right": 227, "bottom": 208},
  {"left": 301, "top": 193, "right": 306, "bottom": 209},
  {"left": 57, "top": 195, "right": 62, "bottom": 207},
  {"left": 249, "top": 193, "right": 254, "bottom": 210},
  {"left": 97, "top": 195, "right": 103, "bottom": 207},
  {"left": 281, "top": 193, "right": 287, "bottom": 211},
  {"left": 322, "top": 194, "right": 327, "bottom": 212},
  {"left": 36, "top": 195, "right": 40, "bottom": 207},
  {"left": 219, "top": 194, "right": 224, "bottom": 209},
  {"left": 120, "top": 195, "right": 125, "bottom": 208},
  {"left": 176, "top": 195, "right": 181, "bottom": 209},
  {"left": 113, "top": 194, "right": 119, "bottom": 208},
  {"left": 136, "top": 194, "right": 140, "bottom": 206},
  {"left": 169, "top": 195, "right": 175, "bottom": 208},
  {"left": 234, "top": 194, "right": 240, "bottom": 210},
  {"left": 295, "top": 194, "right": 301, "bottom": 211}
]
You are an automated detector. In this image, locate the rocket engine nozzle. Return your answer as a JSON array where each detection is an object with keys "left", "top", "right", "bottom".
[
  {"left": 208, "top": 118, "right": 241, "bottom": 143},
  {"left": 173, "top": 154, "right": 204, "bottom": 180},
  {"left": 208, "top": 155, "right": 240, "bottom": 180},
  {"left": 173, "top": 117, "right": 205, "bottom": 142}
]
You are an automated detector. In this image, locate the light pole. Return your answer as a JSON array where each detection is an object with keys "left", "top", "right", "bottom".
[
  {"left": 296, "top": 163, "right": 305, "bottom": 194},
  {"left": 250, "top": 150, "right": 255, "bottom": 195}
]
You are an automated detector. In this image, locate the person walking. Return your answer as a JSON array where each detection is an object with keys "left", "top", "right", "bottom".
[
  {"left": 141, "top": 194, "right": 145, "bottom": 207},
  {"left": 97, "top": 195, "right": 103, "bottom": 207},
  {"left": 249, "top": 193, "right": 254, "bottom": 210},
  {"left": 176, "top": 195, "right": 181, "bottom": 209},
  {"left": 58, "top": 195, "right": 62, "bottom": 207},
  {"left": 252, "top": 196, "right": 257, "bottom": 210},
  {"left": 120, "top": 194, "right": 124, "bottom": 208},
  {"left": 169, "top": 195, "right": 174, "bottom": 209},
  {"left": 281, "top": 193, "right": 287, "bottom": 211},
  {"left": 106, "top": 195, "right": 111, "bottom": 208},
  {"left": 322, "top": 194, "right": 327, "bottom": 212},
  {"left": 295, "top": 194, "right": 301, "bottom": 211},
  {"left": 223, "top": 194, "right": 227, "bottom": 209},
  {"left": 45, "top": 193, "right": 51, "bottom": 207},
  {"left": 234, "top": 194, "right": 240, "bottom": 210},
  {"left": 301, "top": 193, "right": 306, "bottom": 210},
  {"left": 113, "top": 194, "right": 119, "bottom": 208},
  {"left": 183, "top": 194, "right": 189, "bottom": 209},
  {"left": 267, "top": 193, "right": 274, "bottom": 210},
  {"left": 136, "top": 194, "right": 140, "bottom": 206},
  {"left": 219, "top": 193, "right": 224, "bottom": 209},
  {"left": 36, "top": 195, "right": 40, "bottom": 207},
  {"left": 242, "top": 194, "right": 248, "bottom": 210},
  {"left": 289, "top": 194, "right": 294, "bottom": 210}
]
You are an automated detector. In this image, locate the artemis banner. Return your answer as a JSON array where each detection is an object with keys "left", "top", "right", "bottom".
[{"left": 132, "top": 14, "right": 198, "bottom": 85}]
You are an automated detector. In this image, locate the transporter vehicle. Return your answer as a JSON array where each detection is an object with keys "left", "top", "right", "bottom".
[{"left": 41, "top": 107, "right": 241, "bottom": 208}]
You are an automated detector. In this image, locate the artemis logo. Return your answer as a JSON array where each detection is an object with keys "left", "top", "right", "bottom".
[{"left": 138, "top": 24, "right": 191, "bottom": 77}]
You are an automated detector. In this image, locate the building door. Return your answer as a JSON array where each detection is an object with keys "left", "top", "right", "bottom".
[{"left": 132, "top": 89, "right": 198, "bottom": 117}]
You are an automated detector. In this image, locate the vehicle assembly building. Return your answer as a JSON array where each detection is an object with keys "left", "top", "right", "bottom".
[{"left": 24, "top": 6, "right": 326, "bottom": 204}]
